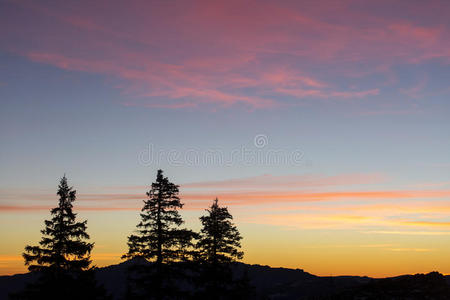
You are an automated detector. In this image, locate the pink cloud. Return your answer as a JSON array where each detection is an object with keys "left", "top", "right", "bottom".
[
  {"left": 277, "top": 88, "right": 380, "bottom": 99},
  {"left": 3, "top": 0, "right": 448, "bottom": 109}
]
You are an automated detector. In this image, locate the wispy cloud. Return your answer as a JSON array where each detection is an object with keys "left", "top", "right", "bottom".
[
  {"left": 2, "top": 173, "right": 450, "bottom": 234},
  {"left": 2, "top": 0, "right": 449, "bottom": 109},
  {"left": 400, "top": 220, "right": 450, "bottom": 228},
  {"left": 0, "top": 205, "right": 140, "bottom": 212},
  {"left": 179, "top": 190, "right": 450, "bottom": 206},
  {"left": 388, "top": 248, "right": 434, "bottom": 252},
  {"left": 2, "top": 172, "right": 450, "bottom": 212},
  {"left": 249, "top": 212, "right": 450, "bottom": 231},
  {"left": 362, "top": 230, "right": 450, "bottom": 236}
]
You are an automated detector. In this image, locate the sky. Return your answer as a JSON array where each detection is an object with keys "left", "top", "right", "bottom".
[{"left": 1, "top": 0, "right": 450, "bottom": 277}]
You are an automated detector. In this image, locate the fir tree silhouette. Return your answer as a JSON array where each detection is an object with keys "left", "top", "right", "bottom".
[
  {"left": 122, "top": 169, "right": 197, "bottom": 299},
  {"left": 12, "top": 175, "right": 109, "bottom": 300},
  {"left": 196, "top": 198, "right": 247, "bottom": 299}
]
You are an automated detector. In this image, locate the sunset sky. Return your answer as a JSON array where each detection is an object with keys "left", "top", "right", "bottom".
[{"left": 1, "top": 0, "right": 450, "bottom": 277}]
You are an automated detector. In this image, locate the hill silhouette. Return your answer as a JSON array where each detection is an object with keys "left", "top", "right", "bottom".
[{"left": 1, "top": 259, "right": 448, "bottom": 299}]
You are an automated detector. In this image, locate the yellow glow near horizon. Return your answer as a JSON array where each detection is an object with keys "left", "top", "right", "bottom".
[{"left": 1, "top": 208, "right": 450, "bottom": 278}]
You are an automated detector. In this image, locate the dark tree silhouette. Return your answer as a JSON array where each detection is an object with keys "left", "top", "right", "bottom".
[
  {"left": 123, "top": 169, "right": 196, "bottom": 299},
  {"left": 196, "top": 198, "right": 245, "bottom": 299},
  {"left": 197, "top": 198, "right": 243, "bottom": 264},
  {"left": 13, "top": 176, "right": 109, "bottom": 300},
  {"left": 23, "top": 176, "right": 93, "bottom": 272}
]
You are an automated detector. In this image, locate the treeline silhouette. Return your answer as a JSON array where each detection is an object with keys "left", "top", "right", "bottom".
[{"left": 11, "top": 170, "right": 251, "bottom": 300}]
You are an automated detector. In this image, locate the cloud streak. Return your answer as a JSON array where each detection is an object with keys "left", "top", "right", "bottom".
[
  {"left": 2, "top": 188, "right": 450, "bottom": 211},
  {"left": 2, "top": 173, "right": 450, "bottom": 232},
  {"left": 2, "top": 0, "right": 450, "bottom": 109}
]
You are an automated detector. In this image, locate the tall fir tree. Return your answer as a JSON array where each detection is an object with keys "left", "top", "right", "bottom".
[
  {"left": 123, "top": 169, "right": 196, "bottom": 299},
  {"left": 23, "top": 176, "right": 92, "bottom": 272},
  {"left": 196, "top": 198, "right": 245, "bottom": 299},
  {"left": 14, "top": 176, "right": 109, "bottom": 300}
]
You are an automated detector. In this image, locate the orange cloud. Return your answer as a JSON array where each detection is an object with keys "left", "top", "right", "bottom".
[
  {"left": 259, "top": 201, "right": 450, "bottom": 215},
  {"left": 400, "top": 220, "right": 450, "bottom": 228},
  {"left": 388, "top": 248, "right": 434, "bottom": 252},
  {"left": 0, "top": 255, "right": 22, "bottom": 262},
  {"left": 247, "top": 211, "right": 450, "bottom": 231},
  {"left": 249, "top": 213, "right": 381, "bottom": 230},
  {"left": 181, "top": 190, "right": 450, "bottom": 206},
  {"left": 2, "top": 185, "right": 450, "bottom": 212},
  {"left": 363, "top": 230, "right": 450, "bottom": 236}
]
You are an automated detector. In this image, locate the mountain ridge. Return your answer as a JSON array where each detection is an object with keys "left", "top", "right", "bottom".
[{"left": 0, "top": 260, "right": 448, "bottom": 299}]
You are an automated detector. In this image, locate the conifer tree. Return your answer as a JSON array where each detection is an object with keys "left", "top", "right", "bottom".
[
  {"left": 123, "top": 169, "right": 196, "bottom": 299},
  {"left": 197, "top": 198, "right": 243, "bottom": 264},
  {"left": 15, "top": 176, "right": 108, "bottom": 300},
  {"left": 23, "top": 176, "right": 93, "bottom": 272},
  {"left": 196, "top": 198, "right": 244, "bottom": 299}
]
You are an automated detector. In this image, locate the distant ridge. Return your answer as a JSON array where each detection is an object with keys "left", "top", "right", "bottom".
[{"left": 0, "top": 259, "right": 448, "bottom": 299}]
